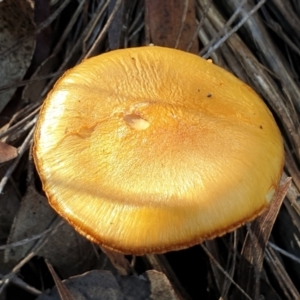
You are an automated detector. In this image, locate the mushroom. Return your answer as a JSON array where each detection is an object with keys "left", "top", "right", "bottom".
[{"left": 33, "top": 46, "right": 284, "bottom": 255}]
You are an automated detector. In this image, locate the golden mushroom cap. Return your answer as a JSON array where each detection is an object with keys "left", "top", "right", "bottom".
[{"left": 34, "top": 46, "right": 284, "bottom": 255}]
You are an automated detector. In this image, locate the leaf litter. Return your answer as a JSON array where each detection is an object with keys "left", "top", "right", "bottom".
[{"left": 0, "top": 0, "right": 299, "bottom": 299}]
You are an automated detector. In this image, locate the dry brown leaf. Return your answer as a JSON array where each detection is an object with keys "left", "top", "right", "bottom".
[
  {"left": 4, "top": 185, "right": 57, "bottom": 263},
  {"left": 4, "top": 186, "right": 97, "bottom": 278},
  {"left": 36, "top": 269, "right": 178, "bottom": 300},
  {"left": 145, "top": 0, "right": 198, "bottom": 52},
  {"left": 236, "top": 178, "right": 291, "bottom": 299},
  {"left": 243, "top": 179, "right": 291, "bottom": 268},
  {"left": 0, "top": 0, "right": 35, "bottom": 113},
  {"left": 0, "top": 142, "right": 18, "bottom": 164}
]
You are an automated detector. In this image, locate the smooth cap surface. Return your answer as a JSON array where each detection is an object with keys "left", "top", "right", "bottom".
[{"left": 34, "top": 46, "right": 284, "bottom": 254}]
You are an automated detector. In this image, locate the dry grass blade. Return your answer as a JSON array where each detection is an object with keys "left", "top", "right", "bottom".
[
  {"left": 86, "top": 0, "right": 123, "bottom": 57},
  {"left": 243, "top": 179, "right": 291, "bottom": 268},
  {"left": 187, "top": 0, "right": 211, "bottom": 52},
  {"left": 204, "top": 232, "right": 238, "bottom": 298},
  {"left": 46, "top": 260, "right": 74, "bottom": 300},
  {"left": 198, "top": 0, "right": 300, "bottom": 165},
  {"left": 0, "top": 219, "right": 63, "bottom": 295},
  {"left": 268, "top": 242, "right": 300, "bottom": 264},
  {"left": 108, "top": 0, "right": 135, "bottom": 49},
  {"left": 201, "top": 243, "right": 252, "bottom": 300},
  {"left": 199, "top": 0, "right": 245, "bottom": 56},
  {"left": 0, "top": 228, "right": 54, "bottom": 251},
  {"left": 285, "top": 175, "right": 300, "bottom": 219},
  {"left": 266, "top": 0, "right": 300, "bottom": 41},
  {"left": 0, "top": 74, "right": 57, "bottom": 92},
  {"left": 0, "top": 273, "right": 41, "bottom": 297},
  {"left": 201, "top": 0, "right": 267, "bottom": 58},
  {"left": 265, "top": 247, "right": 300, "bottom": 299},
  {"left": 236, "top": 178, "right": 291, "bottom": 299},
  {"left": 0, "top": 106, "right": 40, "bottom": 140},
  {"left": 42, "top": 1, "right": 109, "bottom": 97},
  {"left": 225, "top": 0, "right": 300, "bottom": 118}
]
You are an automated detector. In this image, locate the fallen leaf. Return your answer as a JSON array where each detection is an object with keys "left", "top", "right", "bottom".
[
  {"left": 145, "top": 0, "right": 198, "bottom": 52},
  {"left": 36, "top": 269, "right": 179, "bottom": 300},
  {"left": 4, "top": 186, "right": 97, "bottom": 278},
  {"left": 0, "top": 0, "right": 35, "bottom": 113},
  {"left": 0, "top": 142, "right": 18, "bottom": 163}
]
